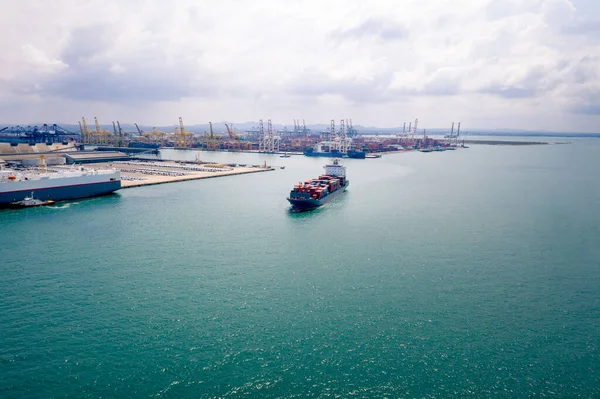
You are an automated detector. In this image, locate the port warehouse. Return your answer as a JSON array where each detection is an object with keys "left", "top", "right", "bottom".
[
  {"left": 0, "top": 143, "right": 130, "bottom": 166},
  {"left": 0, "top": 118, "right": 466, "bottom": 154}
]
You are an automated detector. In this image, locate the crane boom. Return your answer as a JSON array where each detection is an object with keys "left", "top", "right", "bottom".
[
  {"left": 94, "top": 117, "right": 102, "bottom": 134},
  {"left": 82, "top": 117, "right": 92, "bottom": 144},
  {"left": 225, "top": 123, "right": 238, "bottom": 140}
]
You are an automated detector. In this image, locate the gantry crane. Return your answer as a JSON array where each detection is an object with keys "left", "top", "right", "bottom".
[
  {"left": 117, "top": 121, "right": 127, "bottom": 141},
  {"left": 81, "top": 117, "right": 94, "bottom": 144},
  {"left": 78, "top": 121, "right": 84, "bottom": 142},
  {"left": 134, "top": 122, "right": 143, "bottom": 136},
  {"left": 225, "top": 123, "right": 240, "bottom": 150},
  {"left": 173, "top": 117, "right": 192, "bottom": 148},
  {"left": 151, "top": 127, "right": 166, "bottom": 145},
  {"left": 203, "top": 121, "right": 219, "bottom": 150},
  {"left": 94, "top": 117, "right": 112, "bottom": 145}
]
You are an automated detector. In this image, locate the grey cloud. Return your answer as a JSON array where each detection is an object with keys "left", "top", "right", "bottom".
[
  {"left": 61, "top": 26, "right": 117, "bottom": 66},
  {"left": 291, "top": 68, "right": 395, "bottom": 104},
  {"left": 561, "top": 20, "right": 600, "bottom": 36},
  {"left": 291, "top": 66, "right": 461, "bottom": 103},
  {"left": 332, "top": 18, "right": 408, "bottom": 42},
  {"left": 42, "top": 65, "right": 207, "bottom": 102},
  {"left": 566, "top": 56, "right": 599, "bottom": 84},
  {"left": 419, "top": 74, "right": 461, "bottom": 96},
  {"left": 479, "top": 85, "right": 536, "bottom": 98},
  {"left": 393, "top": 76, "right": 461, "bottom": 97},
  {"left": 572, "top": 104, "right": 600, "bottom": 114},
  {"left": 19, "top": 25, "right": 218, "bottom": 102},
  {"left": 570, "top": 90, "right": 600, "bottom": 114},
  {"left": 478, "top": 64, "right": 564, "bottom": 99},
  {"left": 485, "top": 0, "right": 543, "bottom": 20}
]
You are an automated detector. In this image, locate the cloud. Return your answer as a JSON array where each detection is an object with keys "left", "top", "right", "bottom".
[
  {"left": 0, "top": 0, "right": 599, "bottom": 132},
  {"left": 479, "top": 85, "right": 537, "bottom": 99},
  {"left": 289, "top": 67, "right": 396, "bottom": 104},
  {"left": 485, "top": 0, "right": 544, "bottom": 21},
  {"left": 332, "top": 17, "right": 408, "bottom": 42},
  {"left": 572, "top": 103, "right": 600, "bottom": 115},
  {"left": 476, "top": 64, "right": 560, "bottom": 99}
]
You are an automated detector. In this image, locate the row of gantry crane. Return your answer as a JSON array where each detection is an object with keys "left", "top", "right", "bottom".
[{"left": 77, "top": 117, "right": 248, "bottom": 149}]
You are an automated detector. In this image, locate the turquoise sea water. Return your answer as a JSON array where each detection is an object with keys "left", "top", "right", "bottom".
[{"left": 1, "top": 140, "right": 599, "bottom": 398}]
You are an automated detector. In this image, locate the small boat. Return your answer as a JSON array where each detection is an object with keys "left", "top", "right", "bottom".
[
  {"left": 10, "top": 192, "right": 55, "bottom": 208},
  {"left": 280, "top": 152, "right": 291, "bottom": 158}
]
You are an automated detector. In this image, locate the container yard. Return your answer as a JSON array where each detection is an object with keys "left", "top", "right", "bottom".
[
  {"left": 7, "top": 160, "right": 274, "bottom": 190},
  {"left": 0, "top": 118, "right": 477, "bottom": 160},
  {"left": 106, "top": 160, "right": 273, "bottom": 188}
]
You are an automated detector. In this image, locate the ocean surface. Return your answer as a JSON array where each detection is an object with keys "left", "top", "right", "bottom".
[{"left": 1, "top": 139, "right": 599, "bottom": 398}]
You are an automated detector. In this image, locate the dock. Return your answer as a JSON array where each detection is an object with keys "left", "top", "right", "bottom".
[
  {"left": 84, "top": 160, "right": 274, "bottom": 189},
  {"left": 462, "top": 139, "right": 550, "bottom": 145}
]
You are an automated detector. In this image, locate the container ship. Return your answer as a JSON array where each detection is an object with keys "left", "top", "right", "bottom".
[
  {"left": 287, "top": 159, "right": 349, "bottom": 210},
  {"left": 0, "top": 166, "right": 121, "bottom": 208}
]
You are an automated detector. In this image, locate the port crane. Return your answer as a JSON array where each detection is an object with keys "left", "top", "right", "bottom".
[
  {"left": 203, "top": 122, "right": 219, "bottom": 150},
  {"left": 225, "top": 123, "right": 241, "bottom": 150},
  {"left": 173, "top": 117, "right": 192, "bottom": 148},
  {"left": 225, "top": 123, "right": 238, "bottom": 140},
  {"left": 150, "top": 127, "right": 166, "bottom": 145},
  {"left": 94, "top": 117, "right": 112, "bottom": 145},
  {"left": 134, "top": 122, "right": 144, "bottom": 136},
  {"left": 258, "top": 120, "right": 266, "bottom": 152},
  {"left": 259, "top": 119, "right": 279, "bottom": 153},
  {"left": 110, "top": 121, "right": 129, "bottom": 147},
  {"left": 81, "top": 117, "right": 94, "bottom": 144},
  {"left": 133, "top": 122, "right": 150, "bottom": 144},
  {"left": 7, "top": 124, "right": 78, "bottom": 144},
  {"left": 112, "top": 122, "right": 122, "bottom": 146},
  {"left": 116, "top": 121, "right": 128, "bottom": 146}
]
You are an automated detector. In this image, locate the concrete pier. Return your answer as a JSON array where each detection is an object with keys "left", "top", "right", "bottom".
[{"left": 84, "top": 161, "right": 275, "bottom": 189}]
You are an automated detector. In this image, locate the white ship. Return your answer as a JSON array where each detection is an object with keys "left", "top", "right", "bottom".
[{"left": 0, "top": 166, "right": 121, "bottom": 207}]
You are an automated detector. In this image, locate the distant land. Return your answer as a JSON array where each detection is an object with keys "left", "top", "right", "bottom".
[{"left": 1, "top": 121, "right": 599, "bottom": 138}]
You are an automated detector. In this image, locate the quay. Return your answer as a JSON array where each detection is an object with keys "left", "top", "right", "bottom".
[
  {"left": 97, "top": 160, "right": 274, "bottom": 189},
  {"left": 462, "top": 139, "right": 551, "bottom": 145}
]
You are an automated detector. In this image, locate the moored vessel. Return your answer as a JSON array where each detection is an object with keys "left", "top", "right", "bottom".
[
  {"left": 303, "top": 143, "right": 366, "bottom": 159},
  {"left": 287, "top": 158, "right": 349, "bottom": 211},
  {"left": 0, "top": 166, "right": 121, "bottom": 208}
]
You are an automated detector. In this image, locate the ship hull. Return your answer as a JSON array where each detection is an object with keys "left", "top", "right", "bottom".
[
  {"left": 287, "top": 182, "right": 349, "bottom": 211},
  {"left": 1, "top": 171, "right": 121, "bottom": 208},
  {"left": 347, "top": 151, "right": 366, "bottom": 159},
  {"left": 128, "top": 142, "right": 160, "bottom": 149},
  {"left": 303, "top": 150, "right": 365, "bottom": 159},
  {"left": 0, "top": 181, "right": 121, "bottom": 207},
  {"left": 304, "top": 150, "right": 345, "bottom": 157}
]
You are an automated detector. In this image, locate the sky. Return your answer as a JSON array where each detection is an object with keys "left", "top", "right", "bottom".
[{"left": 0, "top": 0, "right": 599, "bottom": 132}]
